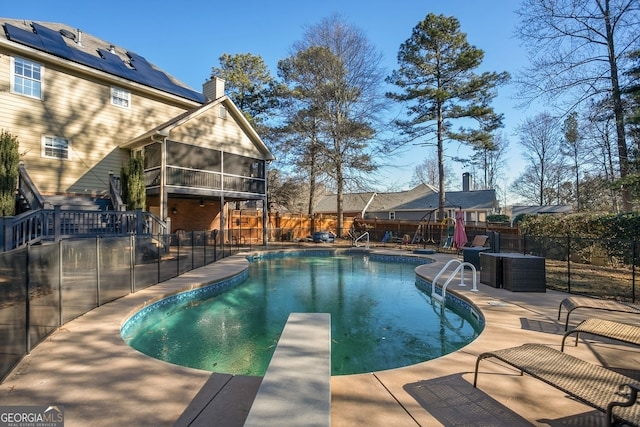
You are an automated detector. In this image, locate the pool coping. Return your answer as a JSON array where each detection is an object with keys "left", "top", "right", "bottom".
[{"left": 2, "top": 248, "right": 640, "bottom": 426}]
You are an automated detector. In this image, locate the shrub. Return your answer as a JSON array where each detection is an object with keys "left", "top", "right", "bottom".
[
  {"left": 121, "top": 152, "right": 146, "bottom": 210},
  {"left": 0, "top": 130, "right": 19, "bottom": 216}
]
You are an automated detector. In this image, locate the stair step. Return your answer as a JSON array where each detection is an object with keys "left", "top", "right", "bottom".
[{"left": 44, "top": 196, "right": 109, "bottom": 210}]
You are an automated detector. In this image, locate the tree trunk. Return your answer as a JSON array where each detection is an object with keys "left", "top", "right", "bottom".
[
  {"left": 336, "top": 162, "right": 344, "bottom": 238},
  {"left": 602, "top": 0, "right": 631, "bottom": 211},
  {"left": 437, "top": 101, "right": 445, "bottom": 219}
]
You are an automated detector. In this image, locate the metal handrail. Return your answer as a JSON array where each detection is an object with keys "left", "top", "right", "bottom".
[
  {"left": 354, "top": 231, "right": 370, "bottom": 249},
  {"left": 432, "top": 259, "right": 478, "bottom": 302},
  {"left": 17, "top": 163, "right": 46, "bottom": 210},
  {"left": 109, "top": 172, "right": 126, "bottom": 211}
]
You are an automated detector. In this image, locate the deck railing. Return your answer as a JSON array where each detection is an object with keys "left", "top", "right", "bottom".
[
  {"left": 17, "top": 163, "right": 46, "bottom": 210},
  {"left": 0, "top": 208, "right": 167, "bottom": 252}
]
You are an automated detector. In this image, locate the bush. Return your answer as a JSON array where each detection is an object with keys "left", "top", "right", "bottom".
[
  {"left": 0, "top": 130, "right": 19, "bottom": 216},
  {"left": 487, "top": 214, "right": 510, "bottom": 223},
  {"left": 519, "top": 212, "right": 640, "bottom": 241},
  {"left": 121, "top": 152, "right": 146, "bottom": 210}
]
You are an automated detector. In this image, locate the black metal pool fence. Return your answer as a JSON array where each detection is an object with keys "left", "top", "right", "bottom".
[
  {"left": 0, "top": 232, "right": 237, "bottom": 382},
  {"left": 271, "top": 229, "right": 639, "bottom": 303},
  {"left": 1, "top": 229, "right": 638, "bottom": 382}
]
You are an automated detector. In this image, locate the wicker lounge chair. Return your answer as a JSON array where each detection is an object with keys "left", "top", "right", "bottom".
[
  {"left": 558, "top": 296, "right": 640, "bottom": 330},
  {"left": 474, "top": 343, "right": 640, "bottom": 426},
  {"left": 561, "top": 318, "right": 640, "bottom": 351},
  {"left": 464, "top": 235, "right": 489, "bottom": 248}
]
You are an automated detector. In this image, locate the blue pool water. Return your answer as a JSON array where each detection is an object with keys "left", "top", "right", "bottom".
[{"left": 122, "top": 252, "right": 482, "bottom": 375}]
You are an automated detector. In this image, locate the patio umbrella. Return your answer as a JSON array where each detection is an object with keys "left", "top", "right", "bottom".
[{"left": 453, "top": 209, "right": 468, "bottom": 249}]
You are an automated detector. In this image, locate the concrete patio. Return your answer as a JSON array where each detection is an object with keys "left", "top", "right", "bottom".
[{"left": 2, "top": 249, "right": 639, "bottom": 426}]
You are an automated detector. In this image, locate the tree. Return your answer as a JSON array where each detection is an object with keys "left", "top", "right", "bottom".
[
  {"left": 579, "top": 173, "right": 616, "bottom": 212},
  {"left": 267, "top": 169, "right": 309, "bottom": 213},
  {"left": 0, "top": 130, "right": 19, "bottom": 216},
  {"left": 585, "top": 96, "right": 623, "bottom": 211},
  {"left": 627, "top": 50, "right": 640, "bottom": 128},
  {"left": 511, "top": 113, "right": 563, "bottom": 205},
  {"left": 561, "top": 112, "right": 585, "bottom": 210},
  {"left": 386, "top": 13, "right": 509, "bottom": 218},
  {"left": 411, "top": 152, "right": 454, "bottom": 188},
  {"left": 121, "top": 152, "right": 146, "bottom": 210},
  {"left": 469, "top": 131, "right": 509, "bottom": 190},
  {"left": 515, "top": 0, "right": 640, "bottom": 211},
  {"left": 620, "top": 49, "right": 640, "bottom": 200},
  {"left": 277, "top": 46, "right": 341, "bottom": 215},
  {"left": 212, "top": 53, "right": 280, "bottom": 129},
  {"left": 277, "top": 15, "right": 386, "bottom": 234}
]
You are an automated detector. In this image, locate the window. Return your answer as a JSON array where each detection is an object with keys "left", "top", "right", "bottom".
[
  {"left": 111, "top": 87, "right": 130, "bottom": 108},
  {"left": 12, "top": 57, "right": 42, "bottom": 99},
  {"left": 42, "top": 136, "right": 70, "bottom": 159}
]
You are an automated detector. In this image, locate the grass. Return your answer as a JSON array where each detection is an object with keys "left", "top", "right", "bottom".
[{"left": 545, "top": 259, "right": 636, "bottom": 301}]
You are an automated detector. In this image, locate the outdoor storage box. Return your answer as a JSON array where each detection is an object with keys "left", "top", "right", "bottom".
[
  {"left": 480, "top": 253, "right": 503, "bottom": 288},
  {"left": 502, "top": 255, "right": 546, "bottom": 292},
  {"left": 463, "top": 247, "right": 491, "bottom": 269}
]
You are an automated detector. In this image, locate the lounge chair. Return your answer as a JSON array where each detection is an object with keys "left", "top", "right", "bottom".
[
  {"left": 558, "top": 296, "right": 640, "bottom": 330},
  {"left": 474, "top": 343, "right": 640, "bottom": 426},
  {"left": 561, "top": 318, "right": 640, "bottom": 351},
  {"left": 464, "top": 235, "right": 489, "bottom": 248}
]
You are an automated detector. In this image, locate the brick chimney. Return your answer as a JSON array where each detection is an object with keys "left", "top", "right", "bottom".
[
  {"left": 203, "top": 76, "right": 225, "bottom": 101},
  {"left": 462, "top": 172, "right": 472, "bottom": 192}
]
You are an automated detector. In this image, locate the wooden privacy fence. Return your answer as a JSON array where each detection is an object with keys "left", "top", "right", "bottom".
[{"left": 230, "top": 210, "right": 518, "bottom": 244}]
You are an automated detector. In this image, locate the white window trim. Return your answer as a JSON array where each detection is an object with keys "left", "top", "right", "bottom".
[
  {"left": 10, "top": 56, "right": 44, "bottom": 100},
  {"left": 41, "top": 135, "right": 71, "bottom": 160},
  {"left": 111, "top": 86, "right": 130, "bottom": 108}
]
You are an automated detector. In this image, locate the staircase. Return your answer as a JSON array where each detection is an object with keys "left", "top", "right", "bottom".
[
  {"left": 43, "top": 195, "right": 112, "bottom": 211},
  {"left": 4, "top": 164, "right": 167, "bottom": 252}
]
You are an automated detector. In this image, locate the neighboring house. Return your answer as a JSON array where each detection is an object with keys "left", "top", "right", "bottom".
[
  {"left": 0, "top": 19, "right": 274, "bottom": 234},
  {"left": 314, "top": 174, "right": 499, "bottom": 225}
]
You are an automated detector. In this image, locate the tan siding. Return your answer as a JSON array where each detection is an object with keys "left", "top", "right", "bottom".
[
  {"left": 169, "top": 108, "right": 265, "bottom": 158},
  {"left": 0, "top": 47, "right": 191, "bottom": 195},
  {"left": 66, "top": 148, "right": 129, "bottom": 195}
]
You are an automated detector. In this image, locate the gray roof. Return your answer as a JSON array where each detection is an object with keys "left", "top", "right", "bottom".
[
  {"left": 315, "top": 185, "right": 497, "bottom": 214},
  {"left": 511, "top": 205, "right": 573, "bottom": 216},
  {"left": 314, "top": 184, "right": 435, "bottom": 214},
  {"left": 393, "top": 189, "right": 497, "bottom": 211}
]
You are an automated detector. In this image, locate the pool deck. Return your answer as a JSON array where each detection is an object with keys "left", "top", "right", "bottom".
[{"left": 2, "top": 248, "right": 640, "bottom": 426}]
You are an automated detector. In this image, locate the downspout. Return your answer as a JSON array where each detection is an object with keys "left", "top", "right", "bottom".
[
  {"left": 159, "top": 136, "right": 168, "bottom": 223},
  {"left": 220, "top": 194, "right": 225, "bottom": 250}
]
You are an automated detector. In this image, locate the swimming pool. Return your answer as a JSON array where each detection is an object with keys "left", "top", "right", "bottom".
[{"left": 121, "top": 250, "right": 483, "bottom": 375}]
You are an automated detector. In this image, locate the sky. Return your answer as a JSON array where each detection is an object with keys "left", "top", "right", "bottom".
[{"left": 3, "top": 1, "right": 535, "bottom": 205}]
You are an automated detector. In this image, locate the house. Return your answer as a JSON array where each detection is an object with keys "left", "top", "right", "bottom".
[
  {"left": 0, "top": 18, "right": 274, "bottom": 237},
  {"left": 314, "top": 173, "right": 499, "bottom": 225}
]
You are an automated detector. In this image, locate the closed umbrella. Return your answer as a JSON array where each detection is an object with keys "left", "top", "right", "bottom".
[{"left": 453, "top": 210, "right": 467, "bottom": 249}]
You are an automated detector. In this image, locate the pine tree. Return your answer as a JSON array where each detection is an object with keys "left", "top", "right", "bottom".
[{"left": 386, "top": 13, "right": 508, "bottom": 217}]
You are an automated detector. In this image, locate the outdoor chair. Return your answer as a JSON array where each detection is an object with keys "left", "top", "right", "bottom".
[{"left": 464, "top": 235, "right": 489, "bottom": 248}]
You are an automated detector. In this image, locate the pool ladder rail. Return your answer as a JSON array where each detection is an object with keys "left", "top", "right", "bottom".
[
  {"left": 354, "top": 232, "right": 370, "bottom": 249},
  {"left": 431, "top": 259, "right": 478, "bottom": 303}
]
